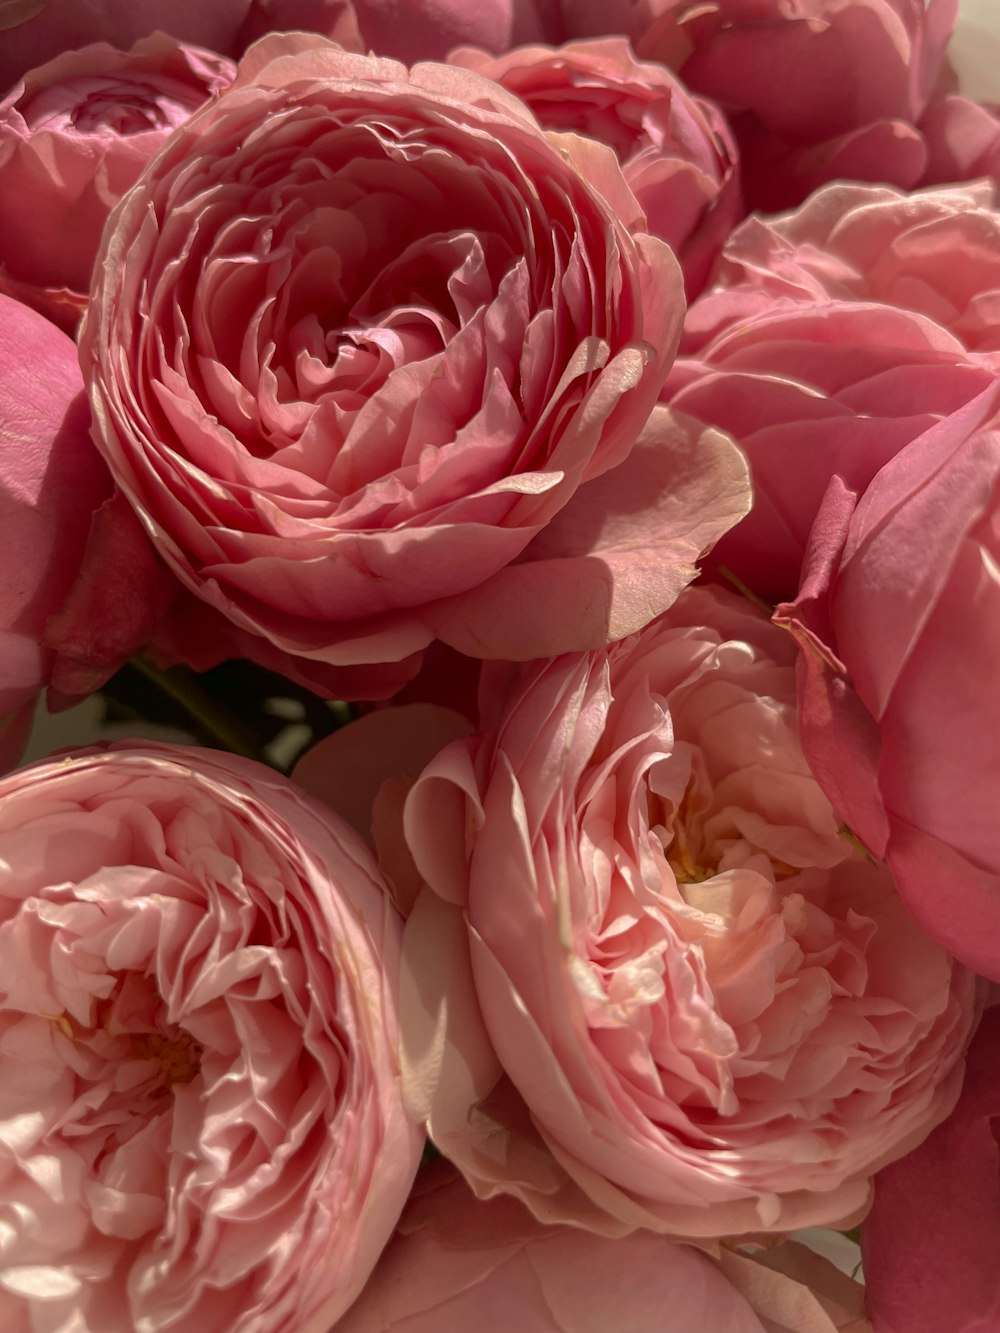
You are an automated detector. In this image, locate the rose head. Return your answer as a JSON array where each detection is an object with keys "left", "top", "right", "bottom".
[
  {"left": 666, "top": 298, "right": 997, "bottom": 601},
  {"left": 685, "top": 179, "right": 1000, "bottom": 355},
  {"left": 399, "top": 586, "right": 977, "bottom": 1238},
  {"left": 449, "top": 38, "right": 740, "bottom": 297},
  {"left": 81, "top": 36, "right": 688, "bottom": 693},
  {"left": 630, "top": 0, "right": 957, "bottom": 211},
  {"left": 0, "top": 741, "right": 422, "bottom": 1330},
  {"left": 0, "top": 36, "right": 235, "bottom": 310},
  {"left": 777, "top": 384, "right": 1000, "bottom": 983}
]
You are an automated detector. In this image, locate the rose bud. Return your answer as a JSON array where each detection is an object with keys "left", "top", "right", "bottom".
[
  {"left": 394, "top": 585, "right": 978, "bottom": 1238},
  {"left": 0, "top": 35, "right": 234, "bottom": 322},
  {"left": 81, "top": 37, "right": 750, "bottom": 695},
  {"left": 0, "top": 741, "right": 422, "bottom": 1330},
  {"left": 449, "top": 38, "right": 740, "bottom": 298},
  {"left": 776, "top": 381, "right": 1000, "bottom": 983}
]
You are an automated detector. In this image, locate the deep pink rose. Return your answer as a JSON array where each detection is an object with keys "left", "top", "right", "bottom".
[
  {"left": 80, "top": 36, "right": 751, "bottom": 692},
  {"left": 0, "top": 741, "right": 422, "bottom": 1330},
  {"left": 337, "top": 1161, "right": 871, "bottom": 1332},
  {"left": 0, "top": 0, "right": 252, "bottom": 93},
  {"left": 684, "top": 179, "right": 1000, "bottom": 356},
  {"left": 0, "top": 293, "right": 111, "bottom": 769},
  {"left": 0, "top": 35, "right": 234, "bottom": 312},
  {"left": 776, "top": 383, "right": 1000, "bottom": 982},
  {"left": 449, "top": 38, "right": 740, "bottom": 298},
  {"left": 626, "top": 0, "right": 957, "bottom": 211},
  {"left": 861, "top": 1006, "right": 1000, "bottom": 1333},
  {"left": 394, "top": 586, "right": 977, "bottom": 1238},
  {"left": 666, "top": 299, "right": 997, "bottom": 600}
]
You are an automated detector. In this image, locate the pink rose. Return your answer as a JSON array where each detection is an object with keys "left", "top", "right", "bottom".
[
  {"left": 449, "top": 38, "right": 740, "bottom": 298},
  {"left": 629, "top": 0, "right": 956, "bottom": 212},
  {"left": 684, "top": 180, "right": 1000, "bottom": 356},
  {"left": 776, "top": 383, "right": 1000, "bottom": 982},
  {"left": 0, "top": 35, "right": 234, "bottom": 314},
  {"left": 666, "top": 298, "right": 997, "bottom": 600},
  {"left": 0, "top": 741, "right": 422, "bottom": 1330},
  {"left": 394, "top": 586, "right": 977, "bottom": 1238},
  {"left": 0, "top": 0, "right": 252, "bottom": 93},
  {"left": 337, "top": 1161, "right": 871, "bottom": 1332},
  {"left": 0, "top": 293, "right": 111, "bottom": 769},
  {"left": 81, "top": 36, "right": 750, "bottom": 692},
  {"left": 861, "top": 1006, "right": 1000, "bottom": 1333}
]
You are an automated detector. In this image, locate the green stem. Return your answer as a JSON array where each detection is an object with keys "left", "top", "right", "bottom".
[
  {"left": 130, "top": 655, "right": 272, "bottom": 766},
  {"left": 715, "top": 565, "right": 776, "bottom": 619}
]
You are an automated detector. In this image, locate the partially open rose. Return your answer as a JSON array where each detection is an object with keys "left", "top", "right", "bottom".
[
  {"left": 0, "top": 742, "right": 422, "bottom": 1330},
  {"left": 80, "top": 36, "right": 728, "bottom": 696},
  {"left": 397, "top": 586, "right": 977, "bottom": 1238}
]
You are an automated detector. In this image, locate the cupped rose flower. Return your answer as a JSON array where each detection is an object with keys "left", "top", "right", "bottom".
[
  {"left": 621, "top": 0, "right": 957, "bottom": 212},
  {"left": 0, "top": 293, "right": 111, "bottom": 770},
  {"left": 337, "top": 1160, "right": 872, "bottom": 1333},
  {"left": 666, "top": 298, "right": 997, "bottom": 600},
  {"left": 776, "top": 382, "right": 1000, "bottom": 983},
  {"left": 684, "top": 179, "right": 1000, "bottom": 355},
  {"left": 0, "top": 0, "right": 252, "bottom": 94},
  {"left": 0, "top": 741, "right": 422, "bottom": 1330},
  {"left": 449, "top": 38, "right": 740, "bottom": 298},
  {"left": 0, "top": 35, "right": 235, "bottom": 317},
  {"left": 80, "top": 36, "right": 744, "bottom": 693},
  {"left": 861, "top": 1005, "right": 1000, "bottom": 1333},
  {"left": 396, "top": 585, "right": 977, "bottom": 1239}
]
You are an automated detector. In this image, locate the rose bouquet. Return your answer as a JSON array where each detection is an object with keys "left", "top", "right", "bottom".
[{"left": 1, "top": 0, "right": 998, "bottom": 1329}]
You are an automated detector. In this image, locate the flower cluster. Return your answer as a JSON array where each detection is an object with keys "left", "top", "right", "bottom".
[{"left": 1, "top": 1, "right": 998, "bottom": 1330}]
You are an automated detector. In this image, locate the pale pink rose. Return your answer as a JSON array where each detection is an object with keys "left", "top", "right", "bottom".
[
  {"left": 666, "top": 298, "right": 997, "bottom": 600},
  {"left": 0, "top": 36, "right": 234, "bottom": 312},
  {"left": 620, "top": 0, "right": 958, "bottom": 212},
  {"left": 861, "top": 1006, "right": 1000, "bottom": 1333},
  {"left": 0, "top": 0, "right": 252, "bottom": 93},
  {"left": 776, "top": 382, "right": 1000, "bottom": 983},
  {"left": 0, "top": 741, "right": 422, "bottom": 1331},
  {"left": 396, "top": 585, "right": 977, "bottom": 1238},
  {"left": 0, "top": 293, "right": 111, "bottom": 769},
  {"left": 684, "top": 179, "right": 1000, "bottom": 355},
  {"left": 81, "top": 36, "right": 751, "bottom": 691},
  {"left": 339, "top": 1161, "right": 870, "bottom": 1333},
  {"left": 449, "top": 39, "right": 740, "bottom": 298}
]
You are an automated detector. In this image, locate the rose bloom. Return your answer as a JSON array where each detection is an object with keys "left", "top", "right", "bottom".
[
  {"left": 449, "top": 38, "right": 740, "bottom": 298},
  {"left": 0, "top": 293, "right": 112, "bottom": 771},
  {"left": 665, "top": 297, "right": 997, "bottom": 601},
  {"left": 0, "top": 741, "right": 422, "bottom": 1330},
  {"left": 0, "top": 35, "right": 234, "bottom": 314},
  {"left": 861, "top": 1005, "right": 1000, "bottom": 1333},
  {"left": 617, "top": 0, "right": 956, "bottom": 212},
  {"left": 777, "top": 382, "right": 1000, "bottom": 983},
  {"left": 397, "top": 585, "right": 977, "bottom": 1238},
  {"left": 684, "top": 179, "right": 1000, "bottom": 355},
  {"left": 337, "top": 1162, "right": 871, "bottom": 1333},
  {"left": 80, "top": 36, "right": 701, "bottom": 695}
]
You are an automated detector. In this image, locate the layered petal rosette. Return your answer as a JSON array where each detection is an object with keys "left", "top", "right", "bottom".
[
  {"left": 81, "top": 37, "right": 693, "bottom": 693},
  {"left": 685, "top": 179, "right": 1000, "bottom": 355},
  {"left": 449, "top": 38, "right": 740, "bottom": 297},
  {"left": 399, "top": 586, "right": 978, "bottom": 1238},
  {"left": 0, "top": 35, "right": 235, "bottom": 316},
  {"left": 0, "top": 742, "right": 422, "bottom": 1330}
]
